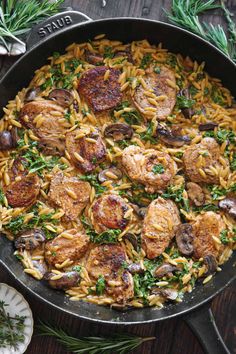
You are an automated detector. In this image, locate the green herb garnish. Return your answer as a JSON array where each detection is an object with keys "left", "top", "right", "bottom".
[
  {"left": 79, "top": 173, "right": 107, "bottom": 196},
  {"left": 37, "top": 321, "right": 155, "bottom": 354},
  {"left": 152, "top": 164, "right": 165, "bottom": 174},
  {"left": 0, "top": 188, "right": 5, "bottom": 205},
  {"left": 140, "top": 53, "right": 152, "bottom": 69},
  {"left": 96, "top": 275, "right": 106, "bottom": 295},
  {"left": 220, "top": 229, "right": 230, "bottom": 244},
  {"left": 176, "top": 95, "right": 195, "bottom": 109},
  {"left": 0, "top": 0, "right": 64, "bottom": 53},
  {"left": 162, "top": 185, "right": 190, "bottom": 211},
  {"left": 165, "top": 0, "right": 236, "bottom": 62},
  {"left": 140, "top": 122, "right": 156, "bottom": 144},
  {"left": 0, "top": 301, "right": 26, "bottom": 349}
]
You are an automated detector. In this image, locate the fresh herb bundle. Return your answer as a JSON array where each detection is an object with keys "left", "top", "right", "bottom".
[
  {"left": 165, "top": 0, "right": 236, "bottom": 62},
  {"left": 0, "top": 301, "right": 26, "bottom": 349},
  {"left": 0, "top": 0, "right": 64, "bottom": 52},
  {"left": 37, "top": 321, "right": 155, "bottom": 354}
]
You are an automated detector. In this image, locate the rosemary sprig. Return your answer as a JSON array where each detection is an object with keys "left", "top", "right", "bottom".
[
  {"left": 165, "top": 0, "right": 236, "bottom": 62},
  {"left": 0, "top": 301, "right": 26, "bottom": 349},
  {"left": 0, "top": 0, "right": 64, "bottom": 51},
  {"left": 37, "top": 321, "right": 155, "bottom": 354}
]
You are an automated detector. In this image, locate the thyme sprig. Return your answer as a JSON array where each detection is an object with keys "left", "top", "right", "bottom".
[
  {"left": 165, "top": 0, "right": 236, "bottom": 62},
  {"left": 0, "top": 0, "right": 64, "bottom": 51},
  {"left": 37, "top": 321, "right": 155, "bottom": 354},
  {"left": 0, "top": 301, "right": 26, "bottom": 349}
]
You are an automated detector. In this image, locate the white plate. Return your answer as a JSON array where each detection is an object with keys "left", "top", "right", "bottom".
[{"left": 0, "top": 283, "right": 34, "bottom": 354}]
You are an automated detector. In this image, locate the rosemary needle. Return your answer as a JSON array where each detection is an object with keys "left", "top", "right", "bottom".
[{"left": 37, "top": 321, "right": 156, "bottom": 354}]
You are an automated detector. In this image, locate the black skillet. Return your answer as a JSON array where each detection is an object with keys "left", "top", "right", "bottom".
[{"left": 0, "top": 10, "right": 235, "bottom": 354}]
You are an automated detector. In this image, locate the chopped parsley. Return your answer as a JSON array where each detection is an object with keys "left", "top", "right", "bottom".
[
  {"left": 176, "top": 95, "right": 195, "bottom": 109},
  {"left": 96, "top": 275, "right": 106, "bottom": 295},
  {"left": 140, "top": 122, "right": 156, "bottom": 144},
  {"left": 162, "top": 185, "right": 190, "bottom": 212},
  {"left": 112, "top": 101, "right": 142, "bottom": 125},
  {"left": 154, "top": 66, "right": 161, "bottom": 74},
  {"left": 193, "top": 204, "right": 219, "bottom": 212},
  {"left": 72, "top": 265, "right": 82, "bottom": 273},
  {"left": 140, "top": 53, "right": 152, "bottom": 69},
  {"left": 103, "top": 46, "right": 114, "bottom": 59},
  {"left": 220, "top": 230, "right": 230, "bottom": 244},
  {"left": 166, "top": 54, "right": 178, "bottom": 68},
  {"left": 5, "top": 204, "right": 58, "bottom": 239},
  {"left": 152, "top": 164, "right": 165, "bottom": 174},
  {"left": 81, "top": 215, "right": 120, "bottom": 244},
  {"left": 79, "top": 173, "right": 107, "bottom": 196},
  {"left": 22, "top": 148, "right": 66, "bottom": 176},
  {"left": 211, "top": 85, "right": 227, "bottom": 106},
  {"left": 204, "top": 129, "right": 236, "bottom": 145}
]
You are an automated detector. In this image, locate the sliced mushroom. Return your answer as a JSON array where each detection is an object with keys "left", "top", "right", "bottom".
[
  {"left": 0, "top": 129, "right": 18, "bottom": 151},
  {"left": 104, "top": 123, "right": 133, "bottom": 141},
  {"left": 73, "top": 100, "right": 79, "bottom": 113},
  {"left": 199, "top": 122, "right": 218, "bottom": 131},
  {"left": 218, "top": 198, "right": 236, "bottom": 219},
  {"left": 134, "top": 206, "right": 147, "bottom": 219},
  {"left": 127, "top": 263, "right": 144, "bottom": 274},
  {"left": 203, "top": 255, "right": 217, "bottom": 275},
  {"left": 123, "top": 233, "right": 139, "bottom": 251},
  {"left": 175, "top": 223, "right": 194, "bottom": 256},
  {"left": 48, "top": 89, "right": 73, "bottom": 108},
  {"left": 178, "top": 88, "right": 195, "bottom": 119},
  {"left": 32, "top": 259, "right": 48, "bottom": 276},
  {"left": 151, "top": 287, "right": 178, "bottom": 300},
  {"left": 14, "top": 229, "right": 46, "bottom": 250},
  {"left": 43, "top": 271, "right": 80, "bottom": 290},
  {"left": 156, "top": 124, "right": 191, "bottom": 147},
  {"left": 25, "top": 87, "right": 41, "bottom": 102},
  {"left": 154, "top": 263, "right": 178, "bottom": 278},
  {"left": 98, "top": 167, "right": 122, "bottom": 183}
]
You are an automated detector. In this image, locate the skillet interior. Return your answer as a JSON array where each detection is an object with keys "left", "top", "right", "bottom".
[{"left": 0, "top": 18, "right": 235, "bottom": 324}]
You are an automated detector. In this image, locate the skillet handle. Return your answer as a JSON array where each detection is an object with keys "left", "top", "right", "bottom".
[
  {"left": 26, "top": 10, "right": 92, "bottom": 50},
  {"left": 184, "top": 302, "right": 230, "bottom": 354}
]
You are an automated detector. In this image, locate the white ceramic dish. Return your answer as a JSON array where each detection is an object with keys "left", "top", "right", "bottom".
[{"left": 0, "top": 283, "right": 34, "bottom": 354}]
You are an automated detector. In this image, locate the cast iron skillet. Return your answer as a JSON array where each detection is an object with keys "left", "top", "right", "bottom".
[{"left": 0, "top": 10, "right": 235, "bottom": 354}]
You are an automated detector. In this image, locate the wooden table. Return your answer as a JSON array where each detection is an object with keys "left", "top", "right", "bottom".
[{"left": 0, "top": 1, "right": 235, "bottom": 353}]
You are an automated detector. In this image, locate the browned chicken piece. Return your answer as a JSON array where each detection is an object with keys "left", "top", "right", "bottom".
[
  {"left": 45, "top": 229, "right": 89, "bottom": 267},
  {"left": 5, "top": 174, "right": 40, "bottom": 208},
  {"left": 187, "top": 182, "right": 205, "bottom": 206},
  {"left": 191, "top": 211, "right": 225, "bottom": 259},
  {"left": 19, "top": 100, "right": 66, "bottom": 153},
  {"left": 142, "top": 197, "right": 181, "bottom": 259},
  {"left": 91, "top": 194, "right": 131, "bottom": 233},
  {"left": 77, "top": 66, "right": 122, "bottom": 112},
  {"left": 66, "top": 128, "right": 107, "bottom": 173},
  {"left": 48, "top": 172, "right": 91, "bottom": 221},
  {"left": 183, "top": 137, "right": 228, "bottom": 184},
  {"left": 133, "top": 66, "right": 176, "bottom": 120},
  {"left": 87, "top": 244, "right": 134, "bottom": 303},
  {"left": 122, "top": 145, "right": 177, "bottom": 193}
]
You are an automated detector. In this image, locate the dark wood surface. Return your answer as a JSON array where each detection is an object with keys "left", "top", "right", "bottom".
[{"left": 0, "top": 1, "right": 235, "bottom": 353}]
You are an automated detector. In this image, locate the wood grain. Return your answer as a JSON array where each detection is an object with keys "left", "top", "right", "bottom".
[{"left": 0, "top": 1, "right": 235, "bottom": 353}]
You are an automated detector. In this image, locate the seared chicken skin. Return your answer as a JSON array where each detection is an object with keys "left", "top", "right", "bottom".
[
  {"left": 66, "top": 128, "right": 107, "bottom": 173},
  {"left": 191, "top": 211, "right": 225, "bottom": 259},
  {"left": 122, "top": 145, "right": 177, "bottom": 193},
  {"left": 87, "top": 244, "right": 134, "bottom": 303},
  {"left": 183, "top": 137, "right": 228, "bottom": 184},
  {"left": 142, "top": 197, "right": 181, "bottom": 259},
  {"left": 91, "top": 194, "right": 131, "bottom": 233},
  {"left": 48, "top": 172, "right": 91, "bottom": 221},
  {"left": 5, "top": 174, "right": 40, "bottom": 208},
  {"left": 133, "top": 66, "right": 176, "bottom": 120},
  {"left": 45, "top": 229, "right": 89, "bottom": 267},
  {"left": 78, "top": 66, "right": 122, "bottom": 112}
]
